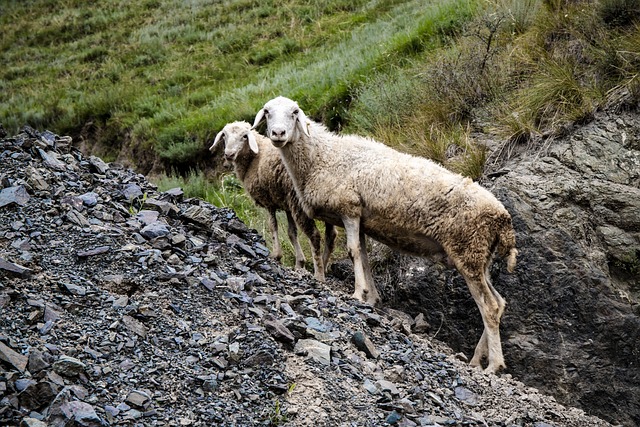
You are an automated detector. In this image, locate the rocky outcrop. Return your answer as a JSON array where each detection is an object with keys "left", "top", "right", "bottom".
[
  {"left": 0, "top": 127, "right": 613, "bottom": 426},
  {"left": 376, "top": 108, "right": 640, "bottom": 426}
]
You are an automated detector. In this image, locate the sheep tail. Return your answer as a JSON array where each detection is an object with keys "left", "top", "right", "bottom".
[{"left": 496, "top": 217, "right": 518, "bottom": 273}]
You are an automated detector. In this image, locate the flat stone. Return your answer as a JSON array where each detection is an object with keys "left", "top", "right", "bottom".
[
  {"left": 143, "top": 198, "right": 176, "bottom": 216},
  {"left": 53, "top": 355, "right": 86, "bottom": 377},
  {"left": 15, "top": 378, "right": 37, "bottom": 392},
  {"left": 65, "top": 210, "right": 90, "bottom": 227},
  {"left": 28, "top": 350, "right": 50, "bottom": 373},
  {"left": 264, "top": 315, "right": 295, "bottom": 344},
  {"left": 413, "top": 313, "right": 430, "bottom": 333},
  {"left": 126, "top": 389, "right": 151, "bottom": 407},
  {"left": 226, "top": 234, "right": 256, "bottom": 257},
  {"left": 61, "top": 195, "right": 84, "bottom": 211},
  {"left": 20, "top": 418, "right": 47, "bottom": 427},
  {"left": 60, "top": 400, "right": 103, "bottom": 424},
  {"left": 378, "top": 379, "right": 400, "bottom": 396},
  {"left": 228, "top": 342, "right": 242, "bottom": 362},
  {"left": 363, "top": 378, "right": 378, "bottom": 395},
  {"left": 122, "top": 183, "right": 143, "bottom": 201},
  {"left": 0, "top": 341, "right": 28, "bottom": 372},
  {"left": 164, "top": 187, "right": 184, "bottom": 197},
  {"left": 136, "top": 210, "right": 159, "bottom": 226},
  {"left": 352, "top": 331, "right": 379, "bottom": 359},
  {"left": 0, "top": 186, "right": 30, "bottom": 208},
  {"left": 26, "top": 167, "right": 49, "bottom": 191},
  {"left": 140, "top": 222, "right": 170, "bottom": 240},
  {"left": 38, "top": 148, "right": 66, "bottom": 171},
  {"left": 113, "top": 295, "right": 129, "bottom": 308},
  {"left": 294, "top": 339, "right": 331, "bottom": 366},
  {"left": 89, "top": 156, "right": 109, "bottom": 174},
  {"left": 181, "top": 205, "right": 213, "bottom": 228},
  {"left": 62, "top": 283, "right": 87, "bottom": 296},
  {"left": 18, "top": 381, "right": 58, "bottom": 410},
  {"left": 122, "top": 315, "right": 147, "bottom": 338},
  {"left": 305, "top": 317, "right": 331, "bottom": 332},
  {"left": 454, "top": 386, "right": 478, "bottom": 405},
  {"left": 77, "top": 246, "right": 110, "bottom": 258},
  {"left": 243, "top": 350, "right": 275, "bottom": 367},
  {"left": 44, "top": 305, "right": 60, "bottom": 322},
  {"left": 386, "top": 410, "right": 403, "bottom": 424},
  {"left": 0, "top": 257, "right": 32, "bottom": 278},
  {"left": 79, "top": 192, "right": 99, "bottom": 207},
  {"left": 200, "top": 277, "right": 216, "bottom": 292}
]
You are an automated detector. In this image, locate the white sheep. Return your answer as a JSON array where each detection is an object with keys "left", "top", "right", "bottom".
[
  {"left": 252, "top": 97, "right": 518, "bottom": 373},
  {"left": 210, "top": 121, "right": 337, "bottom": 281}
]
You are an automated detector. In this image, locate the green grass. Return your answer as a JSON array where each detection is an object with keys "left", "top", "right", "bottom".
[{"left": 1, "top": 0, "right": 476, "bottom": 173}]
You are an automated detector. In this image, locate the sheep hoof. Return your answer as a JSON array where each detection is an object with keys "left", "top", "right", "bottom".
[
  {"left": 469, "top": 356, "right": 483, "bottom": 368},
  {"left": 483, "top": 363, "right": 506, "bottom": 375},
  {"left": 351, "top": 291, "right": 366, "bottom": 304}
]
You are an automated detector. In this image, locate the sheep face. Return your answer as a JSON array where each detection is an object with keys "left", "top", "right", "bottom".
[
  {"left": 210, "top": 122, "right": 259, "bottom": 166},
  {"left": 253, "top": 96, "right": 310, "bottom": 147}
]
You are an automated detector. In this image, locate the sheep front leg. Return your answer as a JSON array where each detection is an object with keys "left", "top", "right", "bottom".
[
  {"left": 342, "top": 216, "right": 380, "bottom": 306},
  {"left": 267, "top": 209, "right": 282, "bottom": 261},
  {"left": 285, "top": 211, "right": 307, "bottom": 270}
]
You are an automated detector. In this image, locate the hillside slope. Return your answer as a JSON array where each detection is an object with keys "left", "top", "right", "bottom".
[{"left": 0, "top": 128, "right": 612, "bottom": 426}]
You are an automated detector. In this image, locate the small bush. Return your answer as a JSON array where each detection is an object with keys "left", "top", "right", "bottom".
[
  {"left": 512, "top": 57, "right": 598, "bottom": 132},
  {"left": 599, "top": 0, "right": 640, "bottom": 27}
]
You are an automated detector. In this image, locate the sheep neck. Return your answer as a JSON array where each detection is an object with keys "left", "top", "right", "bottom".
[
  {"left": 233, "top": 149, "right": 257, "bottom": 183},
  {"left": 277, "top": 133, "right": 315, "bottom": 197}
]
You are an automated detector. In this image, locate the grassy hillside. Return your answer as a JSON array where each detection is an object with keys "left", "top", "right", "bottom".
[
  {"left": 2, "top": 0, "right": 640, "bottom": 265},
  {"left": 0, "top": 0, "right": 477, "bottom": 172}
]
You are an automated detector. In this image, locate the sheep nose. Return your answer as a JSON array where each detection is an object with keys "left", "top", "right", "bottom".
[
  {"left": 224, "top": 153, "right": 234, "bottom": 161},
  {"left": 271, "top": 128, "right": 286, "bottom": 139}
]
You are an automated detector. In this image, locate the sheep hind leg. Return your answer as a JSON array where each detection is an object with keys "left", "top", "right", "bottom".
[
  {"left": 470, "top": 269, "right": 506, "bottom": 369},
  {"left": 267, "top": 209, "right": 282, "bottom": 261},
  {"left": 462, "top": 270, "right": 506, "bottom": 374},
  {"left": 322, "top": 223, "right": 338, "bottom": 275},
  {"left": 470, "top": 330, "right": 488, "bottom": 369},
  {"left": 285, "top": 211, "right": 307, "bottom": 271},
  {"left": 297, "top": 214, "right": 325, "bottom": 281},
  {"left": 342, "top": 216, "right": 380, "bottom": 306}
]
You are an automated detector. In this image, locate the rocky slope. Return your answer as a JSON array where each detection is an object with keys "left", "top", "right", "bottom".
[
  {"left": 0, "top": 127, "right": 614, "bottom": 426},
  {"left": 372, "top": 107, "right": 640, "bottom": 426}
]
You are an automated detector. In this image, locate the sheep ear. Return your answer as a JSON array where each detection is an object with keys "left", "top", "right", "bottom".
[
  {"left": 296, "top": 109, "right": 310, "bottom": 136},
  {"left": 252, "top": 108, "right": 265, "bottom": 130},
  {"left": 210, "top": 131, "right": 225, "bottom": 152},
  {"left": 247, "top": 131, "right": 259, "bottom": 154}
]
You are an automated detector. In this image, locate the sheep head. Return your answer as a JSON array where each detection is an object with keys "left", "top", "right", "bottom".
[
  {"left": 210, "top": 121, "right": 259, "bottom": 167},
  {"left": 252, "top": 96, "right": 310, "bottom": 147}
]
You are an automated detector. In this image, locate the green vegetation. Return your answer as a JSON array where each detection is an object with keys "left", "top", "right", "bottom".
[
  {"left": 0, "top": 0, "right": 477, "bottom": 173},
  {"left": 3, "top": 0, "right": 640, "bottom": 266}
]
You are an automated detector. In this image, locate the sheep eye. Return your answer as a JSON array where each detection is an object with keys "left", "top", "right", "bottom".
[
  {"left": 243, "top": 134, "right": 248, "bottom": 140},
  {"left": 263, "top": 108, "right": 270, "bottom": 116},
  {"left": 292, "top": 109, "right": 299, "bottom": 116}
]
